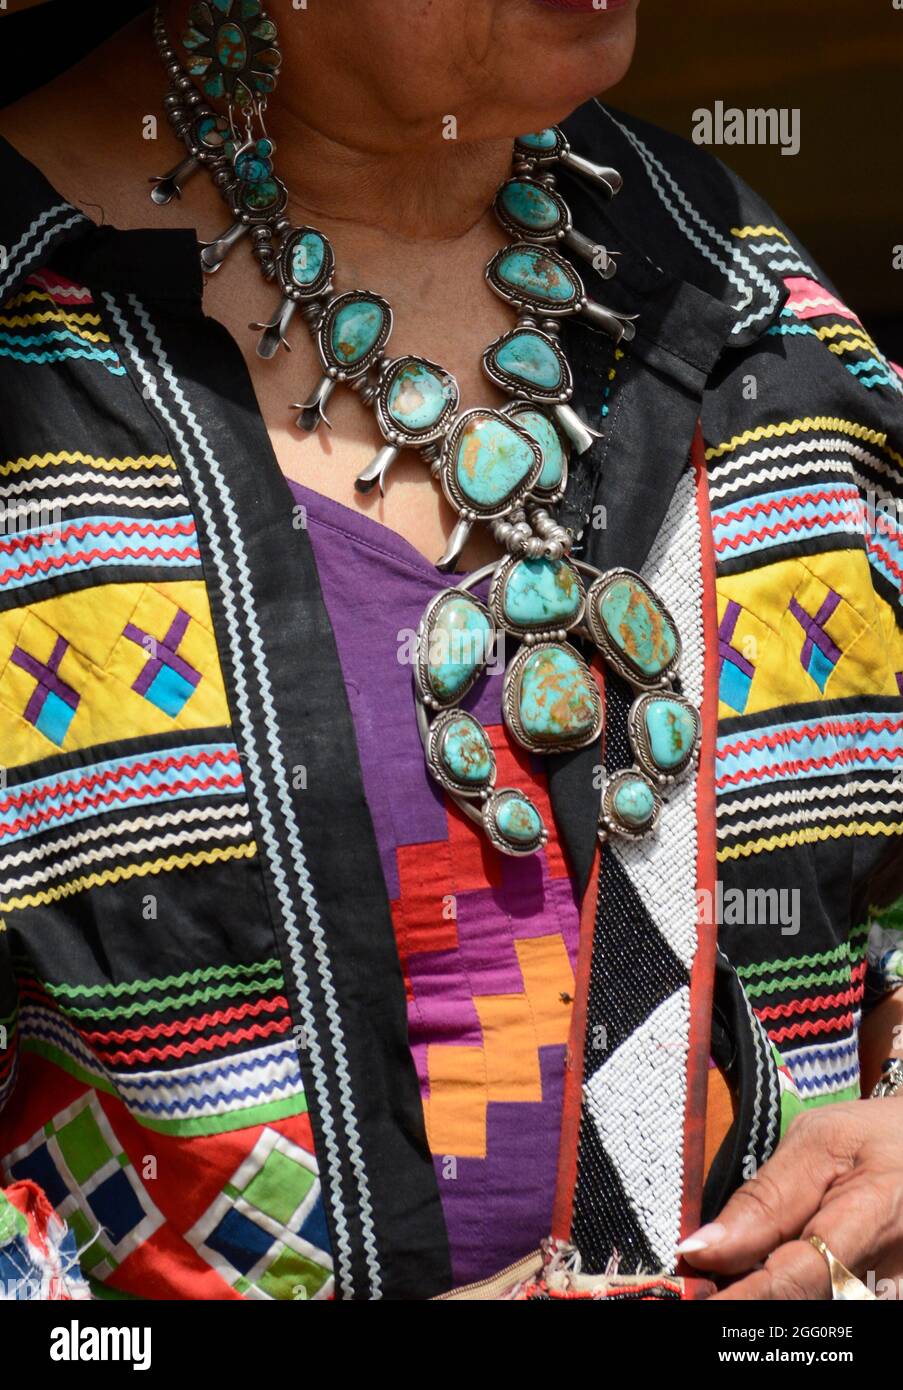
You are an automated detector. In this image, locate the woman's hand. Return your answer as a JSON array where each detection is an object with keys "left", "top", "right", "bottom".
[{"left": 679, "top": 1096, "right": 903, "bottom": 1299}]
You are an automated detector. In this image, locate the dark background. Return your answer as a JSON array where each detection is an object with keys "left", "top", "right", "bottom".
[{"left": 2, "top": 0, "right": 901, "bottom": 355}]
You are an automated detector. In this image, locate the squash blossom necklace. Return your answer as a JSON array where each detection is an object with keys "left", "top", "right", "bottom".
[{"left": 152, "top": 1, "right": 701, "bottom": 857}]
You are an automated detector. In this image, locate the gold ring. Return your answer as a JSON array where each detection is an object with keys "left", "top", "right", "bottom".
[{"left": 807, "top": 1235, "right": 875, "bottom": 1300}]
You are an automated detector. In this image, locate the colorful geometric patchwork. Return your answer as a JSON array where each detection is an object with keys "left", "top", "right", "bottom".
[
  {"left": 714, "top": 551, "right": 903, "bottom": 721},
  {"left": 12, "top": 957, "right": 306, "bottom": 1137},
  {"left": 0, "top": 583, "right": 232, "bottom": 766},
  {"left": 124, "top": 606, "right": 200, "bottom": 716},
  {"left": 772, "top": 276, "right": 903, "bottom": 397},
  {"left": 4, "top": 1092, "right": 165, "bottom": 1282},
  {"left": 0, "top": 515, "right": 201, "bottom": 595},
  {"left": 11, "top": 632, "right": 79, "bottom": 745},
  {"left": 718, "top": 599, "right": 754, "bottom": 712},
  {"left": 789, "top": 590, "right": 841, "bottom": 691},
  {"left": 184, "top": 1127, "right": 333, "bottom": 1299},
  {"left": 735, "top": 922, "right": 869, "bottom": 1112}
]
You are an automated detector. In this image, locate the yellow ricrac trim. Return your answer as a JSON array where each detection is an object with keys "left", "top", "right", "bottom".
[
  {"left": 826, "top": 338, "right": 876, "bottom": 357},
  {"left": 0, "top": 309, "right": 103, "bottom": 331},
  {"left": 718, "top": 820, "right": 903, "bottom": 862},
  {"left": 0, "top": 452, "right": 176, "bottom": 477},
  {"left": 3, "top": 289, "right": 61, "bottom": 310},
  {"left": 0, "top": 844, "right": 256, "bottom": 914},
  {"left": 731, "top": 225, "right": 788, "bottom": 241},
  {"left": 816, "top": 323, "right": 872, "bottom": 343},
  {"left": 705, "top": 417, "right": 887, "bottom": 461}
]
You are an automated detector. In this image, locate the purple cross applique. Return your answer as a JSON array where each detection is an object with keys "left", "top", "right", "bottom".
[
  {"left": 789, "top": 591, "right": 842, "bottom": 693},
  {"left": 123, "top": 607, "right": 201, "bottom": 717},
  {"left": 718, "top": 600, "right": 755, "bottom": 713},
  {"left": 11, "top": 635, "right": 80, "bottom": 745}
]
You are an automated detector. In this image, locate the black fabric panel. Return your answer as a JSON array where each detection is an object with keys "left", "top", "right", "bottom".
[
  {"left": 6, "top": 848, "right": 276, "bottom": 1021},
  {"left": 0, "top": 138, "right": 93, "bottom": 286},
  {"left": 95, "top": 285, "right": 451, "bottom": 1299}
]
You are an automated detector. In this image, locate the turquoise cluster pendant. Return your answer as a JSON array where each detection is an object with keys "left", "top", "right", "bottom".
[
  {"left": 152, "top": 8, "right": 701, "bottom": 858},
  {"left": 414, "top": 557, "right": 699, "bottom": 855}
]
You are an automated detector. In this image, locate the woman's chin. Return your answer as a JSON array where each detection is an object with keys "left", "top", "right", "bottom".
[{"left": 508, "top": 14, "right": 638, "bottom": 130}]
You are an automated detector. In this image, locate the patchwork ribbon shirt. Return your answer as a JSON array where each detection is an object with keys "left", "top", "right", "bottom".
[{"left": 0, "top": 101, "right": 901, "bottom": 1300}]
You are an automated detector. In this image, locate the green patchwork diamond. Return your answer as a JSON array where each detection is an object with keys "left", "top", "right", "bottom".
[
  {"left": 56, "top": 1105, "right": 114, "bottom": 1185},
  {"left": 241, "top": 1148, "right": 315, "bottom": 1224},
  {"left": 258, "top": 1244, "right": 331, "bottom": 1301}
]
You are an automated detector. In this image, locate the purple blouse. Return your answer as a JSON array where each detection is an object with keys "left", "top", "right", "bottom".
[{"left": 287, "top": 479, "right": 582, "bottom": 1286}]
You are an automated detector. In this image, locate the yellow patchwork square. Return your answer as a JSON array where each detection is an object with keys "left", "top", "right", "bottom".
[
  {"left": 717, "top": 551, "right": 899, "bottom": 717},
  {"left": 0, "top": 607, "right": 93, "bottom": 757},
  {"left": 0, "top": 581, "right": 231, "bottom": 767},
  {"left": 716, "top": 592, "right": 774, "bottom": 718}
]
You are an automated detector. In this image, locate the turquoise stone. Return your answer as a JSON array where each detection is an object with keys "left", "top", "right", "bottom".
[
  {"left": 427, "top": 596, "right": 492, "bottom": 702},
  {"left": 496, "top": 795, "right": 543, "bottom": 845},
  {"left": 598, "top": 578, "right": 677, "bottom": 678},
  {"left": 203, "top": 71, "right": 226, "bottom": 98},
  {"left": 518, "top": 129, "right": 558, "bottom": 151},
  {"left": 495, "top": 332, "right": 563, "bottom": 391},
  {"left": 197, "top": 116, "right": 226, "bottom": 148},
  {"left": 188, "top": 54, "right": 213, "bottom": 76},
  {"left": 514, "top": 410, "right": 565, "bottom": 491},
  {"left": 290, "top": 232, "right": 326, "bottom": 287},
  {"left": 182, "top": 25, "right": 209, "bottom": 50},
  {"left": 440, "top": 716, "right": 493, "bottom": 787},
  {"left": 502, "top": 558, "right": 581, "bottom": 629},
  {"left": 517, "top": 646, "right": 598, "bottom": 745},
  {"left": 500, "top": 180, "right": 560, "bottom": 232},
  {"left": 330, "top": 299, "right": 386, "bottom": 368},
  {"left": 216, "top": 21, "right": 248, "bottom": 70},
  {"left": 644, "top": 698, "right": 697, "bottom": 771},
  {"left": 495, "top": 248, "right": 578, "bottom": 306},
  {"left": 253, "top": 18, "right": 277, "bottom": 39},
  {"left": 453, "top": 415, "right": 537, "bottom": 509},
  {"left": 243, "top": 177, "right": 279, "bottom": 210},
  {"left": 612, "top": 776, "right": 656, "bottom": 828},
  {"left": 387, "top": 362, "right": 448, "bottom": 433},
  {"left": 235, "top": 153, "right": 270, "bottom": 183}
]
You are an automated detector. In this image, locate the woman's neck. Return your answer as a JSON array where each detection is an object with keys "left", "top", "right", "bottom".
[
  {"left": 3, "top": 7, "right": 520, "bottom": 247},
  {"left": 265, "top": 113, "right": 513, "bottom": 242},
  {"left": 160, "top": 0, "right": 516, "bottom": 241}
]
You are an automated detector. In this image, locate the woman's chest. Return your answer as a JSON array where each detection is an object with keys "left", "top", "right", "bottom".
[{"left": 201, "top": 233, "right": 521, "bottom": 571}]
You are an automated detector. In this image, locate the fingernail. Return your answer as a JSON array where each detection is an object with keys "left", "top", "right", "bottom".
[{"left": 676, "top": 1222, "right": 726, "bottom": 1255}]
